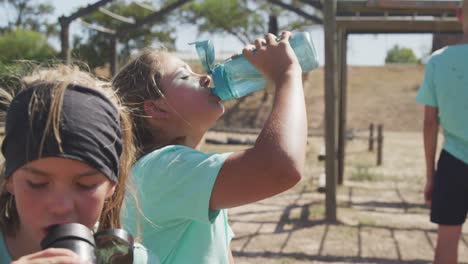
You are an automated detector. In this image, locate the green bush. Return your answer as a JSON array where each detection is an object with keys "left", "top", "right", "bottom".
[
  {"left": 0, "top": 29, "right": 56, "bottom": 63},
  {"left": 385, "top": 45, "right": 419, "bottom": 64}
]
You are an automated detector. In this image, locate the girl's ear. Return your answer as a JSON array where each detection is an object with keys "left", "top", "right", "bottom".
[
  {"left": 457, "top": 7, "right": 463, "bottom": 23},
  {"left": 143, "top": 99, "right": 170, "bottom": 119},
  {"left": 106, "top": 183, "right": 116, "bottom": 199}
]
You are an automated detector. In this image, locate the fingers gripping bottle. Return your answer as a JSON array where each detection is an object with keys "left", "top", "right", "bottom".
[{"left": 191, "top": 32, "right": 319, "bottom": 101}]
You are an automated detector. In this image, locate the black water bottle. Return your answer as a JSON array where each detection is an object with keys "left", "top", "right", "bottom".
[{"left": 40, "top": 223, "right": 97, "bottom": 263}]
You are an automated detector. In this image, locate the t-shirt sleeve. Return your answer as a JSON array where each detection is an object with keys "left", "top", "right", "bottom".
[
  {"left": 135, "top": 146, "right": 232, "bottom": 224},
  {"left": 416, "top": 59, "right": 438, "bottom": 107}
]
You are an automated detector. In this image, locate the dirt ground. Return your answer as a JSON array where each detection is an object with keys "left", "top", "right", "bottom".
[{"left": 203, "top": 131, "right": 468, "bottom": 264}]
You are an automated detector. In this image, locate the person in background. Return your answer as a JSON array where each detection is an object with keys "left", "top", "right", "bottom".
[{"left": 417, "top": 1, "right": 468, "bottom": 263}]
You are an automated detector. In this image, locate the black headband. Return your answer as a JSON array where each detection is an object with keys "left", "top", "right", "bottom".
[{"left": 1, "top": 83, "right": 122, "bottom": 182}]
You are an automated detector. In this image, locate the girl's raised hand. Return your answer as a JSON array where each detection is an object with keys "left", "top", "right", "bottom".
[
  {"left": 242, "top": 31, "right": 301, "bottom": 85},
  {"left": 11, "top": 248, "right": 88, "bottom": 264}
]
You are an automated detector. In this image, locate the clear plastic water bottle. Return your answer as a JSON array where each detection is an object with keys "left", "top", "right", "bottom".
[{"left": 191, "top": 32, "right": 319, "bottom": 101}]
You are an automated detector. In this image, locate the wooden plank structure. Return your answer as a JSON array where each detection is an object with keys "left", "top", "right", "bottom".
[
  {"left": 323, "top": 0, "right": 462, "bottom": 221},
  {"left": 58, "top": 0, "right": 192, "bottom": 75}
]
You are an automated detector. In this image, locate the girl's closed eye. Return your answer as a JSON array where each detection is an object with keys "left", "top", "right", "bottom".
[
  {"left": 75, "top": 175, "right": 106, "bottom": 191},
  {"left": 76, "top": 182, "right": 98, "bottom": 190},
  {"left": 27, "top": 180, "right": 49, "bottom": 189}
]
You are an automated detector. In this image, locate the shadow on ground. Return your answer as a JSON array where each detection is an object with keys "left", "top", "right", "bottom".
[{"left": 229, "top": 182, "right": 468, "bottom": 264}]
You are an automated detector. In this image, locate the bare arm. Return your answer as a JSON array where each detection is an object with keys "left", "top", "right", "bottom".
[
  {"left": 423, "top": 105, "right": 439, "bottom": 180},
  {"left": 210, "top": 32, "right": 307, "bottom": 210}
]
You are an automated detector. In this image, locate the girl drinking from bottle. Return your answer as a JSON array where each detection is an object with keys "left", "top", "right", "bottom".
[
  {"left": 114, "top": 31, "right": 308, "bottom": 264},
  {"left": 0, "top": 65, "right": 157, "bottom": 263}
]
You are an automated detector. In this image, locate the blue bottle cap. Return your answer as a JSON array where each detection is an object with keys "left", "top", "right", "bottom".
[{"left": 189, "top": 40, "right": 215, "bottom": 74}]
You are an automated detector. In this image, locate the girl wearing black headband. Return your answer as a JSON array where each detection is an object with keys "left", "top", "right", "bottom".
[
  {"left": 114, "top": 32, "right": 306, "bottom": 264},
  {"left": 0, "top": 65, "right": 157, "bottom": 263}
]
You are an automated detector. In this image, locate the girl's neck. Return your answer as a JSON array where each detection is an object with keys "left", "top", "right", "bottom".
[
  {"left": 165, "top": 135, "right": 205, "bottom": 150},
  {"left": 182, "top": 134, "right": 205, "bottom": 150},
  {"left": 144, "top": 133, "right": 205, "bottom": 155},
  {"left": 4, "top": 228, "right": 40, "bottom": 260}
]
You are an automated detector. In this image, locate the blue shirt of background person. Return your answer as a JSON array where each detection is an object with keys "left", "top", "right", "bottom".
[
  {"left": 417, "top": 45, "right": 468, "bottom": 164},
  {"left": 416, "top": 1, "right": 468, "bottom": 263}
]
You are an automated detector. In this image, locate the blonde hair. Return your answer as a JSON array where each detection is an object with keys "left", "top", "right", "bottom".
[
  {"left": 0, "top": 64, "right": 137, "bottom": 235},
  {"left": 112, "top": 49, "right": 170, "bottom": 156}
]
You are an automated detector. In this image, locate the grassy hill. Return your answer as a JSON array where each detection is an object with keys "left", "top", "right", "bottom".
[{"left": 209, "top": 64, "right": 426, "bottom": 133}]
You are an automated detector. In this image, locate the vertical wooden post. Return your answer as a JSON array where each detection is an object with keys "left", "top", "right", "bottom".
[
  {"left": 268, "top": 15, "right": 279, "bottom": 36},
  {"left": 59, "top": 16, "right": 71, "bottom": 64},
  {"left": 369, "top": 123, "right": 374, "bottom": 151},
  {"left": 110, "top": 36, "right": 118, "bottom": 77},
  {"left": 432, "top": 33, "right": 463, "bottom": 52},
  {"left": 377, "top": 124, "right": 384, "bottom": 166},
  {"left": 337, "top": 28, "right": 348, "bottom": 186},
  {"left": 324, "top": 0, "right": 338, "bottom": 222}
]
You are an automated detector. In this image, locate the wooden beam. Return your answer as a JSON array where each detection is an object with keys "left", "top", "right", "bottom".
[
  {"left": 65, "top": 0, "right": 114, "bottom": 22},
  {"left": 266, "top": 0, "right": 323, "bottom": 24},
  {"left": 337, "top": 28, "right": 347, "bottom": 186},
  {"left": 77, "top": 18, "right": 116, "bottom": 34},
  {"left": 366, "top": 0, "right": 460, "bottom": 9},
  {"left": 337, "top": 10, "right": 456, "bottom": 17},
  {"left": 116, "top": 0, "right": 191, "bottom": 39},
  {"left": 324, "top": 0, "right": 338, "bottom": 222},
  {"left": 297, "top": 0, "right": 323, "bottom": 10},
  {"left": 337, "top": 18, "right": 462, "bottom": 34},
  {"left": 98, "top": 7, "right": 135, "bottom": 24},
  {"left": 134, "top": 2, "right": 158, "bottom": 12},
  {"left": 337, "top": 0, "right": 459, "bottom": 15}
]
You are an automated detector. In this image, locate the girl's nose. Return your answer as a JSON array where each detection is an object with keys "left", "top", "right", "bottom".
[
  {"left": 199, "top": 75, "right": 212, "bottom": 88},
  {"left": 48, "top": 192, "right": 74, "bottom": 218}
]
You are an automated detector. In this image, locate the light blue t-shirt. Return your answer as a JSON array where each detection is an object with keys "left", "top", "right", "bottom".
[
  {"left": 416, "top": 44, "right": 468, "bottom": 164},
  {"left": 0, "top": 232, "right": 158, "bottom": 263},
  {"left": 0, "top": 233, "right": 11, "bottom": 263},
  {"left": 123, "top": 145, "right": 234, "bottom": 264}
]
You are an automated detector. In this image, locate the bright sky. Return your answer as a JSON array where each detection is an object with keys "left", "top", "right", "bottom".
[{"left": 1, "top": 0, "right": 435, "bottom": 65}]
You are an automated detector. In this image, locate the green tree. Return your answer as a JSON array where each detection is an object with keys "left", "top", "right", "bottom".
[
  {"left": 385, "top": 45, "right": 419, "bottom": 64},
  {"left": 0, "top": 29, "right": 56, "bottom": 63},
  {"left": 72, "top": 0, "right": 177, "bottom": 69},
  {"left": 262, "top": 0, "right": 321, "bottom": 35},
  {"left": 180, "top": 0, "right": 265, "bottom": 44},
  {"left": 0, "top": 0, "right": 57, "bottom": 36},
  {"left": 180, "top": 0, "right": 316, "bottom": 45},
  {"left": 0, "top": 29, "right": 56, "bottom": 104}
]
